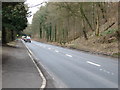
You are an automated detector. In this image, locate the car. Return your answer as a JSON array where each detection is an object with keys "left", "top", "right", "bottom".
[{"left": 24, "top": 36, "right": 31, "bottom": 43}]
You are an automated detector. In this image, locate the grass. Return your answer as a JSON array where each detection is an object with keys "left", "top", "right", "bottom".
[{"left": 100, "top": 29, "right": 118, "bottom": 36}]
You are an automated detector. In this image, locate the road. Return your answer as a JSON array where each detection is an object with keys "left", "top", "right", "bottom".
[{"left": 24, "top": 40, "right": 118, "bottom": 88}]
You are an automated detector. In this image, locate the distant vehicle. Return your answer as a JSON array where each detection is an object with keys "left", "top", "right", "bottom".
[
  {"left": 23, "top": 36, "right": 31, "bottom": 43},
  {"left": 22, "top": 36, "right": 26, "bottom": 41}
]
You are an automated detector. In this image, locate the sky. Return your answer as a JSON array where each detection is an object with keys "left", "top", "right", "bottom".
[{"left": 25, "top": 0, "right": 47, "bottom": 24}]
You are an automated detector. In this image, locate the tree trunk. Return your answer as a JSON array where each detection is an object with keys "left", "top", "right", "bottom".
[
  {"left": 80, "top": 4, "right": 94, "bottom": 31},
  {"left": 54, "top": 24, "right": 57, "bottom": 42},
  {"left": 95, "top": 15, "right": 99, "bottom": 36},
  {"left": 98, "top": 3, "right": 107, "bottom": 23},
  {"left": 83, "top": 28, "right": 88, "bottom": 40},
  {"left": 39, "top": 22, "right": 42, "bottom": 39},
  {"left": 11, "top": 29, "right": 14, "bottom": 41},
  {"left": 67, "top": 17, "right": 70, "bottom": 43},
  {"left": 82, "top": 19, "right": 88, "bottom": 40},
  {"left": 2, "top": 27, "right": 6, "bottom": 44}
]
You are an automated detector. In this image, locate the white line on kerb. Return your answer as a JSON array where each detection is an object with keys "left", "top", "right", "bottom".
[
  {"left": 87, "top": 61, "right": 101, "bottom": 67},
  {"left": 65, "top": 54, "right": 72, "bottom": 57}
]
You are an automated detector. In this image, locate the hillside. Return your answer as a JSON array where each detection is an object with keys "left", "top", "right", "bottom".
[
  {"left": 24, "top": 2, "right": 119, "bottom": 58},
  {"left": 65, "top": 15, "right": 119, "bottom": 57}
]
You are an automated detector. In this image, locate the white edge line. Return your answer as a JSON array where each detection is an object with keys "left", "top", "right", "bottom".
[
  {"left": 22, "top": 41, "right": 46, "bottom": 89},
  {"left": 65, "top": 54, "right": 72, "bottom": 57},
  {"left": 87, "top": 61, "right": 101, "bottom": 67}
]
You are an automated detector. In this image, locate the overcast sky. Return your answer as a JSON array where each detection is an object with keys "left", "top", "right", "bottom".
[{"left": 25, "top": 0, "right": 47, "bottom": 24}]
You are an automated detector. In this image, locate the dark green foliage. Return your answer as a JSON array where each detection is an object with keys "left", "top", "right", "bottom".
[{"left": 2, "top": 2, "right": 28, "bottom": 44}]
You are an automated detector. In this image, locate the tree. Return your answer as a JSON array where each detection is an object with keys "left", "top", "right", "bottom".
[
  {"left": 2, "top": 2, "right": 28, "bottom": 44},
  {"left": 27, "top": 2, "right": 118, "bottom": 44}
]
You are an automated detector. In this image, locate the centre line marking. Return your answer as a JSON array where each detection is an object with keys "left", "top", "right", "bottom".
[
  {"left": 48, "top": 48, "right": 51, "bottom": 50},
  {"left": 55, "top": 50, "right": 59, "bottom": 53},
  {"left": 111, "top": 73, "right": 114, "bottom": 75},
  {"left": 87, "top": 61, "right": 101, "bottom": 67},
  {"left": 65, "top": 54, "right": 72, "bottom": 57}
]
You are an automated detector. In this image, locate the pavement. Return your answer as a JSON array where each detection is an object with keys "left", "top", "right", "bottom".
[
  {"left": 25, "top": 40, "right": 118, "bottom": 88},
  {"left": 2, "top": 40, "right": 42, "bottom": 89}
]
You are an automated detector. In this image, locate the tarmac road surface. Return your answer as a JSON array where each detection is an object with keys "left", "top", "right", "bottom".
[{"left": 25, "top": 40, "right": 118, "bottom": 88}]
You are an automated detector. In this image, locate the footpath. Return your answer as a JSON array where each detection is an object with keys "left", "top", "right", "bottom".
[{"left": 2, "top": 40, "right": 42, "bottom": 89}]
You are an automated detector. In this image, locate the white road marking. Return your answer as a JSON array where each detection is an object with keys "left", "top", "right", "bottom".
[
  {"left": 111, "top": 73, "right": 114, "bottom": 75},
  {"left": 55, "top": 50, "right": 59, "bottom": 53},
  {"left": 48, "top": 48, "right": 51, "bottom": 50},
  {"left": 107, "top": 71, "right": 110, "bottom": 74},
  {"left": 100, "top": 68, "right": 113, "bottom": 74},
  {"left": 65, "top": 54, "right": 72, "bottom": 57},
  {"left": 87, "top": 61, "right": 101, "bottom": 67}
]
